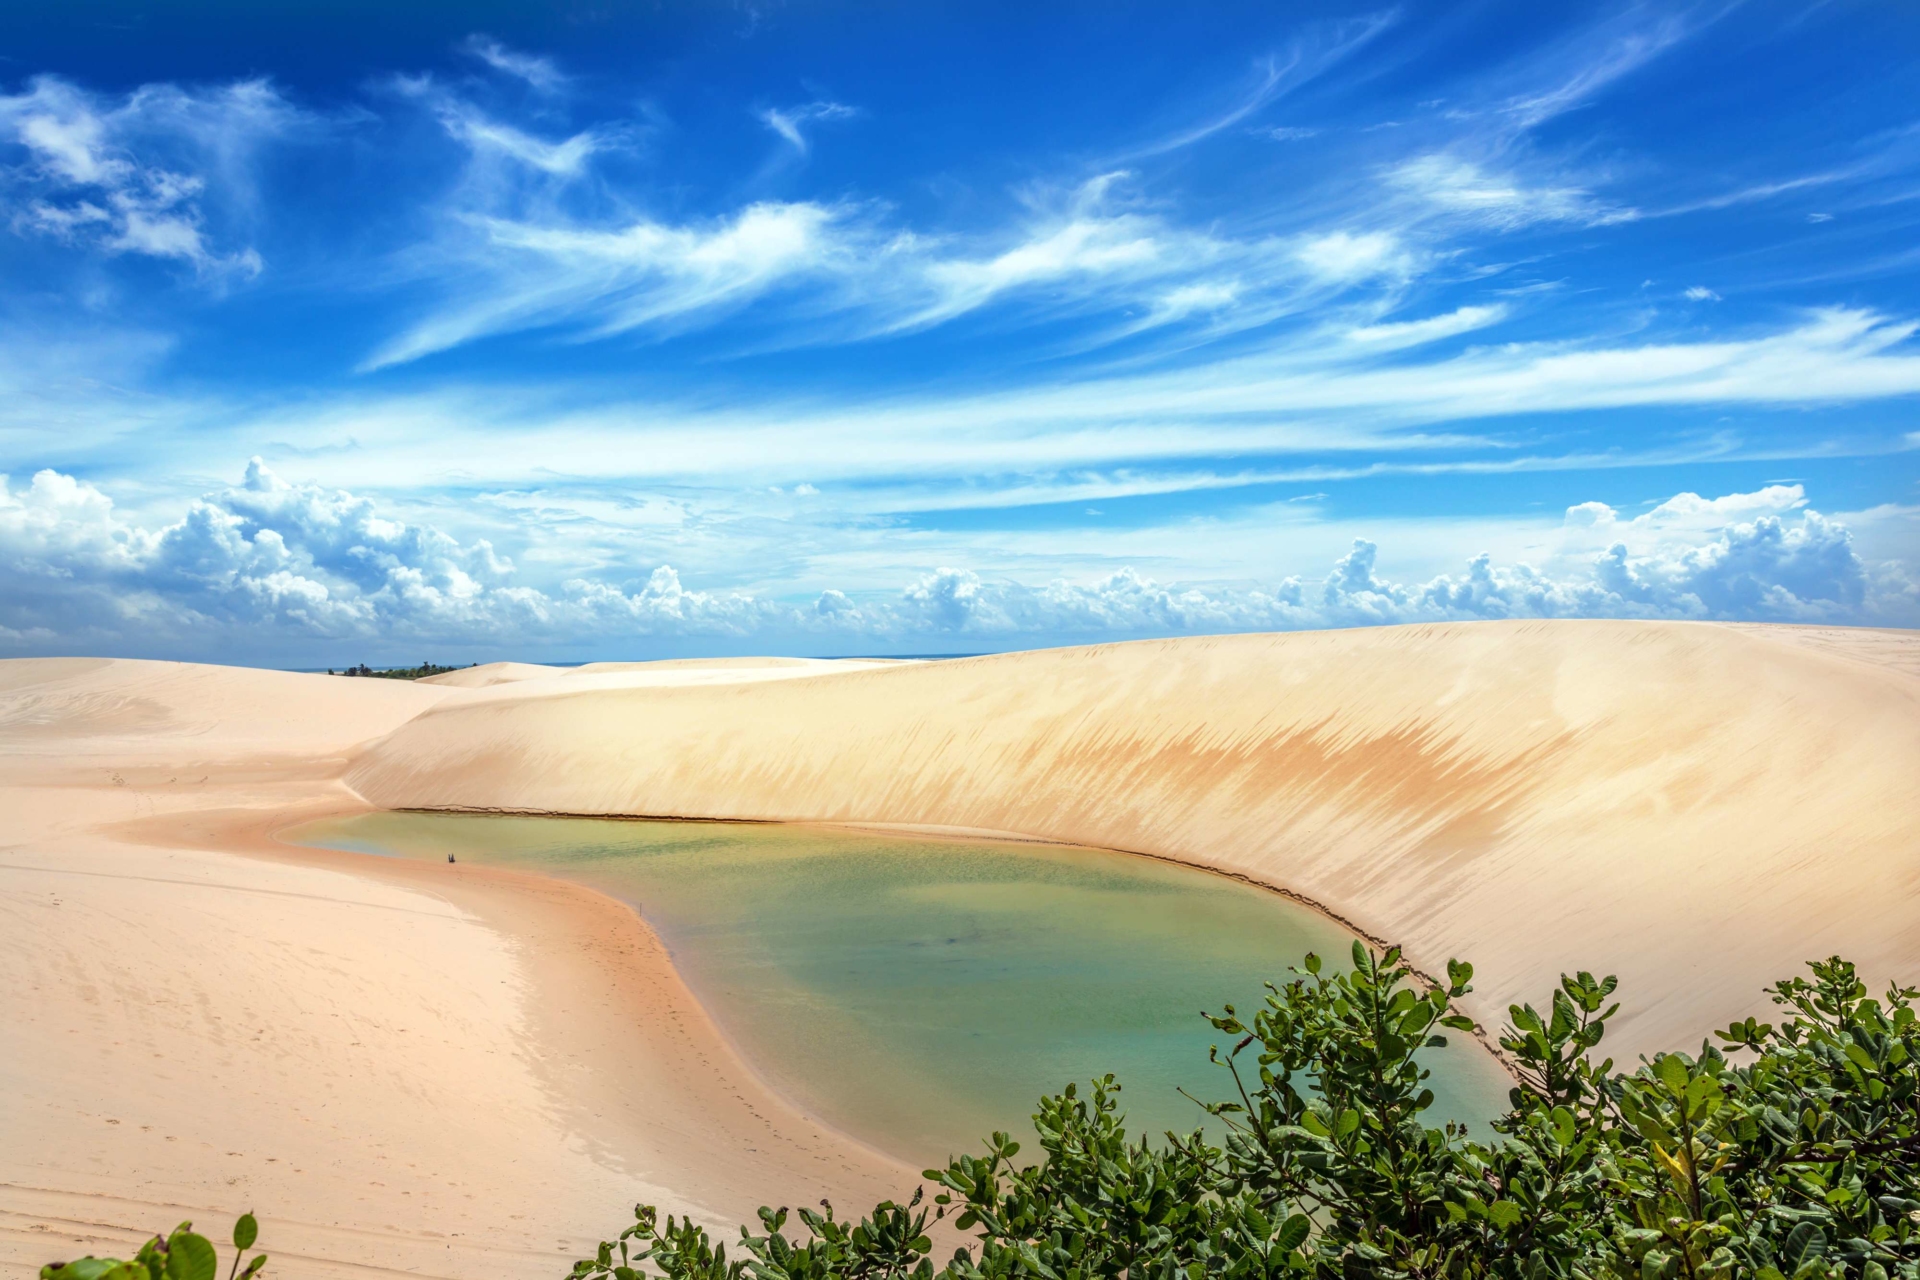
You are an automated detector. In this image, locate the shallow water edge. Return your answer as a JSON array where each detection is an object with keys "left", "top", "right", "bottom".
[{"left": 289, "top": 809, "right": 1518, "bottom": 1166}]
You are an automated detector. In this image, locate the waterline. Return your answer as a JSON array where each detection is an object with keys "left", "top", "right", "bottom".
[{"left": 287, "top": 812, "right": 1514, "bottom": 1165}]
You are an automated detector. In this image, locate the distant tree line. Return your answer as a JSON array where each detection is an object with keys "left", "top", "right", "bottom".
[{"left": 326, "top": 662, "right": 473, "bottom": 680}]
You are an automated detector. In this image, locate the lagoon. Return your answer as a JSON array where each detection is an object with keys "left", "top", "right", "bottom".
[{"left": 288, "top": 812, "right": 1512, "bottom": 1164}]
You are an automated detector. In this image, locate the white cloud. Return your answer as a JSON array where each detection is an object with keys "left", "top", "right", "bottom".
[
  {"left": 0, "top": 74, "right": 298, "bottom": 276},
  {"left": 757, "top": 100, "right": 857, "bottom": 153},
  {"left": 433, "top": 100, "right": 602, "bottom": 174},
  {"left": 1145, "top": 281, "right": 1242, "bottom": 322},
  {"left": 884, "top": 487, "right": 1905, "bottom": 636},
  {"left": 391, "top": 72, "right": 617, "bottom": 179},
  {"left": 914, "top": 186, "right": 1171, "bottom": 323},
  {"left": 1, "top": 466, "right": 1910, "bottom": 658},
  {"left": 0, "top": 460, "right": 783, "bottom": 649},
  {"left": 461, "top": 36, "right": 566, "bottom": 93},
  {"left": 1684, "top": 286, "right": 1721, "bottom": 301},
  {"left": 366, "top": 200, "right": 846, "bottom": 367},
  {"left": 1496, "top": 12, "right": 1693, "bottom": 130},
  {"left": 1390, "top": 154, "right": 1633, "bottom": 230},
  {"left": 95, "top": 299, "right": 1911, "bottom": 507},
  {"left": 1293, "top": 229, "right": 1411, "bottom": 281},
  {"left": 368, "top": 167, "right": 1427, "bottom": 365},
  {"left": 1345, "top": 303, "right": 1507, "bottom": 349},
  {"left": 1124, "top": 13, "right": 1394, "bottom": 159}
]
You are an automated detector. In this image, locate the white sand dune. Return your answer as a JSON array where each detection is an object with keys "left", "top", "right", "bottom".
[
  {"left": 5, "top": 623, "right": 1918, "bottom": 1278},
  {"left": 350, "top": 621, "right": 1920, "bottom": 1059},
  {"left": 420, "top": 655, "right": 906, "bottom": 694},
  {"left": 417, "top": 660, "right": 565, "bottom": 687},
  {"left": 0, "top": 659, "right": 909, "bottom": 1280}
]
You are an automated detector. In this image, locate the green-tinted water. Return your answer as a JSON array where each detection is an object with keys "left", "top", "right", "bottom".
[{"left": 287, "top": 812, "right": 1512, "bottom": 1164}]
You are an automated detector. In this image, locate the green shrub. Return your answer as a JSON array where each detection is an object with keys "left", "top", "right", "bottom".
[{"left": 576, "top": 947, "right": 1920, "bottom": 1280}]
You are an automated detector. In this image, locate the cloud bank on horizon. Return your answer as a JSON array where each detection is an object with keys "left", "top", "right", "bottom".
[{"left": 0, "top": 1, "right": 1916, "bottom": 662}]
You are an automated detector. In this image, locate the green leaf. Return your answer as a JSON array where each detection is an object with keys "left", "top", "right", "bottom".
[
  {"left": 163, "top": 1231, "right": 216, "bottom": 1280},
  {"left": 1447, "top": 959, "right": 1473, "bottom": 993},
  {"left": 1779, "top": 1222, "right": 1823, "bottom": 1272},
  {"left": 231, "top": 1216, "right": 257, "bottom": 1253},
  {"left": 1654, "top": 1054, "right": 1689, "bottom": 1095},
  {"left": 1275, "top": 1214, "right": 1310, "bottom": 1252},
  {"left": 39, "top": 1261, "right": 146, "bottom": 1280},
  {"left": 1487, "top": 1201, "right": 1522, "bottom": 1230}
]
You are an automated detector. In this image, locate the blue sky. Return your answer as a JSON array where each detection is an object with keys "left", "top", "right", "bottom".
[{"left": 2, "top": 0, "right": 1917, "bottom": 663}]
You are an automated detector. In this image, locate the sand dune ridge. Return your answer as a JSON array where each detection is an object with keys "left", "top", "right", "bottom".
[{"left": 348, "top": 621, "right": 1920, "bottom": 1057}]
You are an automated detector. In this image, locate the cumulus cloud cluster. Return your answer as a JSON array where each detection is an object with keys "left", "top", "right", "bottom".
[
  {"left": 1, "top": 462, "right": 1909, "bottom": 657},
  {"left": 0, "top": 460, "right": 785, "bottom": 650},
  {"left": 876, "top": 490, "right": 1902, "bottom": 637}
]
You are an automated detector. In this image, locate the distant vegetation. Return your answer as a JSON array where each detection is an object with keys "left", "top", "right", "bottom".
[
  {"left": 577, "top": 948, "right": 1919, "bottom": 1280},
  {"left": 45, "top": 951, "right": 1918, "bottom": 1280},
  {"left": 327, "top": 661, "right": 472, "bottom": 680}
]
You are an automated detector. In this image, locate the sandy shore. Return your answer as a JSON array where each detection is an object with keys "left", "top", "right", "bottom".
[
  {"left": 0, "top": 659, "right": 911, "bottom": 1279},
  {"left": 4, "top": 624, "right": 1918, "bottom": 1277}
]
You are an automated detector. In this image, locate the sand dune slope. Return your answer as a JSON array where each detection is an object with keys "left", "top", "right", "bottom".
[
  {"left": 0, "top": 659, "right": 910, "bottom": 1279},
  {"left": 350, "top": 621, "right": 1920, "bottom": 1056},
  {"left": 0, "top": 657, "right": 450, "bottom": 761},
  {"left": 421, "top": 656, "right": 905, "bottom": 693}
]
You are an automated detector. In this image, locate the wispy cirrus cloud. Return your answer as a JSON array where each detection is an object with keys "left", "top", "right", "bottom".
[
  {"left": 342, "top": 11, "right": 1914, "bottom": 390},
  {"left": 460, "top": 36, "right": 568, "bottom": 93},
  {"left": 1121, "top": 11, "right": 1397, "bottom": 158},
  {"left": 431, "top": 100, "right": 604, "bottom": 174},
  {"left": 1494, "top": 9, "right": 1698, "bottom": 130},
  {"left": 0, "top": 74, "right": 306, "bottom": 276},
  {"left": 1388, "top": 154, "right": 1635, "bottom": 230},
  {"left": 1344, "top": 303, "right": 1509, "bottom": 349},
  {"left": 394, "top": 73, "right": 614, "bottom": 177},
  {"left": 757, "top": 100, "right": 857, "bottom": 153},
  {"left": 317, "top": 307, "right": 1920, "bottom": 491},
  {"left": 362, "top": 199, "right": 853, "bottom": 368},
  {"left": 363, "top": 162, "right": 1433, "bottom": 366}
]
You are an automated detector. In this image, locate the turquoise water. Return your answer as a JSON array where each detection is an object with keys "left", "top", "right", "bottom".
[{"left": 287, "top": 813, "right": 1512, "bottom": 1164}]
